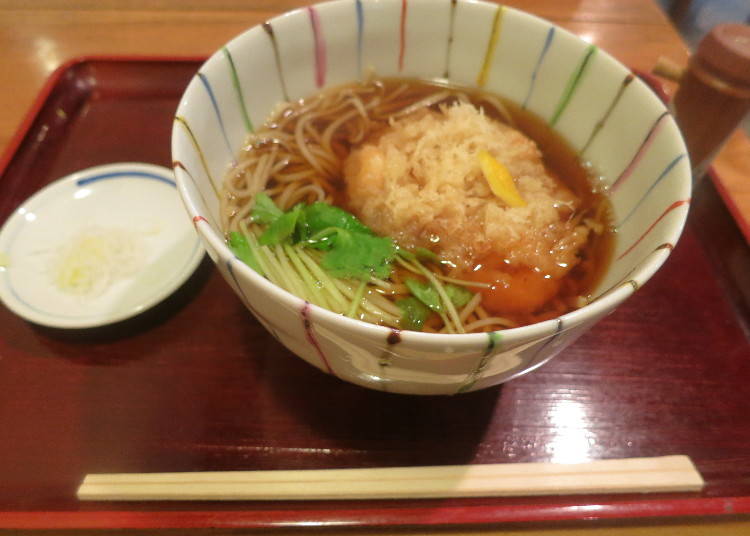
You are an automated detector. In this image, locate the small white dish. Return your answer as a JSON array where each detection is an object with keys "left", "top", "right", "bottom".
[{"left": 0, "top": 162, "right": 204, "bottom": 329}]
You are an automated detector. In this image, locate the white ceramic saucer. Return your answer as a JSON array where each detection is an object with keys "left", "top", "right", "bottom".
[{"left": 0, "top": 162, "right": 204, "bottom": 329}]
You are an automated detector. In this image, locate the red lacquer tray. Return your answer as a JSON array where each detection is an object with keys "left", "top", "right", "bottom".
[{"left": 0, "top": 58, "right": 749, "bottom": 530}]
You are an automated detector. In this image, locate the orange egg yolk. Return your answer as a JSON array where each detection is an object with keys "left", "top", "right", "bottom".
[{"left": 463, "top": 257, "right": 561, "bottom": 316}]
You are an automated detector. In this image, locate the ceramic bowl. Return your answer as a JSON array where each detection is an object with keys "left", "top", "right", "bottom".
[{"left": 172, "top": 0, "right": 691, "bottom": 395}]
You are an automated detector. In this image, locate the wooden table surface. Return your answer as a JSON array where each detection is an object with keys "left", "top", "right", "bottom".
[{"left": 0, "top": 0, "right": 748, "bottom": 534}]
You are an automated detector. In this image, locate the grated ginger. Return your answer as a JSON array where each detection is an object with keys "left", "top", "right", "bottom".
[{"left": 53, "top": 226, "right": 147, "bottom": 297}]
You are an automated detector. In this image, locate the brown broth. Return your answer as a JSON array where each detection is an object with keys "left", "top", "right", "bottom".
[
  {"left": 506, "top": 98, "right": 614, "bottom": 310},
  {"left": 500, "top": 94, "right": 614, "bottom": 312}
]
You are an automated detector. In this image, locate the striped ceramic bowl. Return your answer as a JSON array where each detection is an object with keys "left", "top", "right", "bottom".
[{"left": 172, "top": 0, "right": 691, "bottom": 395}]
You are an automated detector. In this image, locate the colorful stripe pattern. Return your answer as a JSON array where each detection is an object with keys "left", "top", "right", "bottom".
[
  {"left": 477, "top": 5, "right": 505, "bottom": 88},
  {"left": 172, "top": 160, "right": 220, "bottom": 231},
  {"left": 522, "top": 27, "right": 555, "bottom": 109},
  {"left": 222, "top": 48, "right": 254, "bottom": 134},
  {"left": 301, "top": 302, "right": 334, "bottom": 374},
  {"left": 172, "top": 1, "right": 689, "bottom": 379},
  {"left": 612, "top": 111, "right": 670, "bottom": 192},
  {"left": 579, "top": 73, "right": 634, "bottom": 155},
  {"left": 597, "top": 241, "right": 678, "bottom": 301},
  {"left": 443, "top": 0, "right": 458, "bottom": 78},
  {"left": 550, "top": 44, "right": 597, "bottom": 127},
  {"left": 616, "top": 153, "right": 688, "bottom": 230},
  {"left": 197, "top": 72, "right": 236, "bottom": 164},
  {"left": 376, "top": 328, "right": 402, "bottom": 392},
  {"left": 355, "top": 0, "right": 364, "bottom": 75},
  {"left": 172, "top": 117, "right": 218, "bottom": 198},
  {"left": 457, "top": 331, "right": 501, "bottom": 393},
  {"left": 308, "top": 7, "right": 327, "bottom": 87},
  {"left": 262, "top": 23, "right": 290, "bottom": 101},
  {"left": 616, "top": 199, "right": 690, "bottom": 261},
  {"left": 398, "top": 0, "right": 408, "bottom": 71},
  {"left": 529, "top": 318, "right": 564, "bottom": 365}
]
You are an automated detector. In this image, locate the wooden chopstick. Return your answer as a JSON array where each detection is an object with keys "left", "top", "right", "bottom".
[{"left": 77, "top": 455, "right": 703, "bottom": 501}]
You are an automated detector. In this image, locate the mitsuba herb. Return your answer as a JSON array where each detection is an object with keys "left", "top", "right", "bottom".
[
  {"left": 236, "top": 195, "right": 475, "bottom": 332},
  {"left": 251, "top": 195, "right": 396, "bottom": 281},
  {"left": 228, "top": 231, "right": 264, "bottom": 275},
  {"left": 395, "top": 297, "right": 431, "bottom": 331}
]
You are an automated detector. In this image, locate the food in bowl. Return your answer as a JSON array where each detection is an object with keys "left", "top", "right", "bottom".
[
  {"left": 221, "top": 78, "right": 614, "bottom": 334},
  {"left": 173, "top": 0, "right": 691, "bottom": 394}
]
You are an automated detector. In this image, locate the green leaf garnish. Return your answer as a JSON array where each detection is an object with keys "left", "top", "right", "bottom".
[
  {"left": 396, "top": 296, "right": 432, "bottom": 331},
  {"left": 445, "top": 284, "right": 474, "bottom": 308},
  {"left": 405, "top": 279, "right": 443, "bottom": 313},
  {"left": 228, "top": 231, "right": 264, "bottom": 275},
  {"left": 304, "top": 226, "right": 341, "bottom": 251},
  {"left": 321, "top": 230, "right": 396, "bottom": 280},
  {"left": 259, "top": 205, "right": 302, "bottom": 245},
  {"left": 243, "top": 196, "right": 397, "bottom": 284},
  {"left": 251, "top": 193, "right": 284, "bottom": 224},
  {"left": 301, "top": 202, "right": 373, "bottom": 236}
]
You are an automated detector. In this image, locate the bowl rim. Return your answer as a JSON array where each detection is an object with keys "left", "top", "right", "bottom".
[{"left": 172, "top": 0, "right": 691, "bottom": 350}]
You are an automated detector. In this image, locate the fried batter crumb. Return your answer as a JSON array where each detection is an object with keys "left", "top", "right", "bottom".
[{"left": 343, "top": 103, "right": 588, "bottom": 275}]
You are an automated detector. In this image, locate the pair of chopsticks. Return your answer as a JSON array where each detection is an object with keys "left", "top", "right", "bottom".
[{"left": 77, "top": 455, "right": 703, "bottom": 501}]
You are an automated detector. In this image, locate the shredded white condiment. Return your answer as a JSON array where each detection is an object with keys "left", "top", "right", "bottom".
[{"left": 52, "top": 225, "right": 148, "bottom": 298}]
